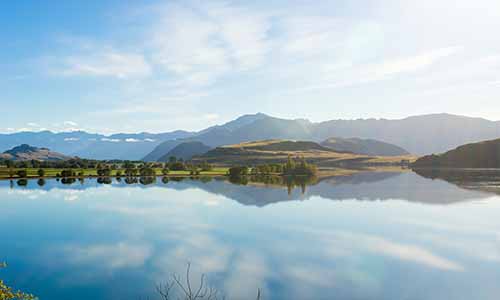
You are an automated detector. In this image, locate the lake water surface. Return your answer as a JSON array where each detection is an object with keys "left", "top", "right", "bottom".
[{"left": 1, "top": 171, "right": 500, "bottom": 300}]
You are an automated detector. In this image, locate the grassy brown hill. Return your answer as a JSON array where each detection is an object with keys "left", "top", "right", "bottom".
[
  {"left": 194, "top": 139, "right": 414, "bottom": 167},
  {"left": 412, "top": 138, "right": 500, "bottom": 168},
  {"left": 321, "top": 137, "right": 409, "bottom": 156},
  {"left": 0, "top": 144, "right": 72, "bottom": 161},
  {"left": 158, "top": 141, "right": 211, "bottom": 161}
]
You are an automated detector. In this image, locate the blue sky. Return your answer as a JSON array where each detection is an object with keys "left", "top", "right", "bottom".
[{"left": 1, "top": 0, "right": 500, "bottom": 134}]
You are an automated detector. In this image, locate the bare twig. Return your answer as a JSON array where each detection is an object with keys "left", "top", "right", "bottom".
[{"left": 156, "top": 263, "right": 261, "bottom": 300}]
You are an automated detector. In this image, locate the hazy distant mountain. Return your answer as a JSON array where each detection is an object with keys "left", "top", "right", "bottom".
[
  {"left": 0, "top": 144, "right": 71, "bottom": 161},
  {"left": 143, "top": 113, "right": 302, "bottom": 161},
  {"left": 0, "top": 130, "right": 193, "bottom": 160},
  {"left": 3, "top": 113, "right": 500, "bottom": 161},
  {"left": 321, "top": 137, "right": 409, "bottom": 156},
  {"left": 158, "top": 141, "right": 211, "bottom": 161},
  {"left": 412, "top": 138, "right": 500, "bottom": 168},
  {"left": 312, "top": 113, "right": 500, "bottom": 155},
  {"left": 146, "top": 113, "right": 500, "bottom": 161},
  {"left": 143, "top": 114, "right": 315, "bottom": 161}
]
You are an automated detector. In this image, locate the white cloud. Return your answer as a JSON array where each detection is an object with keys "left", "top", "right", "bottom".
[
  {"left": 125, "top": 138, "right": 141, "bottom": 143},
  {"left": 224, "top": 251, "right": 270, "bottom": 299},
  {"left": 64, "top": 121, "right": 79, "bottom": 127},
  {"left": 144, "top": 138, "right": 156, "bottom": 142},
  {"left": 333, "top": 231, "right": 464, "bottom": 271},
  {"left": 490, "top": 80, "right": 500, "bottom": 87},
  {"left": 151, "top": 2, "right": 272, "bottom": 87},
  {"left": 64, "top": 137, "right": 80, "bottom": 141},
  {"left": 420, "top": 233, "right": 500, "bottom": 263},
  {"left": 101, "top": 138, "right": 121, "bottom": 142},
  {"left": 203, "top": 113, "right": 219, "bottom": 120},
  {"left": 62, "top": 242, "right": 152, "bottom": 269},
  {"left": 364, "top": 47, "right": 461, "bottom": 80},
  {"left": 280, "top": 46, "right": 462, "bottom": 95},
  {"left": 296, "top": 227, "right": 465, "bottom": 272},
  {"left": 63, "top": 190, "right": 83, "bottom": 202},
  {"left": 28, "top": 0, "right": 500, "bottom": 130},
  {"left": 62, "top": 51, "right": 152, "bottom": 79}
]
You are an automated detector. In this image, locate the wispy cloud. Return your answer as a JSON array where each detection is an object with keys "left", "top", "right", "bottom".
[
  {"left": 64, "top": 121, "right": 79, "bottom": 127},
  {"left": 362, "top": 46, "right": 462, "bottom": 80},
  {"left": 61, "top": 242, "right": 152, "bottom": 269},
  {"left": 284, "top": 46, "right": 462, "bottom": 94},
  {"left": 23, "top": 0, "right": 500, "bottom": 131},
  {"left": 101, "top": 138, "right": 121, "bottom": 142},
  {"left": 296, "top": 227, "right": 464, "bottom": 272},
  {"left": 125, "top": 138, "right": 140, "bottom": 143},
  {"left": 150, "top": 1, "right": 272, "bottom": 87},
  {"left": 61, "top": 51, "right": 152, "bottom": 79}
]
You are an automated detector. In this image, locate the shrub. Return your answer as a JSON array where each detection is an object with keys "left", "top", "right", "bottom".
[
  {"left": 228, "top": 166, "right": 249, "bottom": 177},
  {"left": 0, "top": 263, "right": 35, "bottom": 300},
  {"left": 169, "top": 162, "right": 186, "bottom": 171},
  {"left": 16, "top": 170, "right": 27, "bottom": 178}
]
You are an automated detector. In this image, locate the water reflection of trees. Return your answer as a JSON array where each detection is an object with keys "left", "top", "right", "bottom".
[
  {"left": 16, "top": 179, "right": 28, "bottom": 187},
  {"left": 61, "top": 178, "right": 77, "bottom": 185},
  {"left": 123, "top": 176, "right": 158, "bottom": 185},
  {"left": 11, "top": 174, "right": 317, "bottom": 195},
  {"left": 97, "top": 177, "right": 112, "bottom": 184},
  {"left": 139, "top": 176, "right": 156, "bottom": 185},
  {"left": 229, "top": 174, "right": 318, "bottom": 194},
  {"left": 125, "top": 177, "right": 138, "bottom": 184}
]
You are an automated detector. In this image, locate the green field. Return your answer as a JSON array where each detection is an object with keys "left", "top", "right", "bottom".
[{"left": 0, "top": 167, "right": 229, "bottom": 180}]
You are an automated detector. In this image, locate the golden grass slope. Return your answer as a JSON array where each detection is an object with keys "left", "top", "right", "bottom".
[{"left": 195, "top": 139, "right": 416, "bottom": 167}]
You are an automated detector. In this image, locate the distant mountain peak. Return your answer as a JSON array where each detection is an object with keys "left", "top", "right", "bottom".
[
  {"left": 5, "top": 144, "right": 42, "bottom": 154},
  {"left": 203, "top": 112, "right": 271, "bottom": 133},
  {"left": 1, "top": 144, "right": 71, "bottom": 161}
]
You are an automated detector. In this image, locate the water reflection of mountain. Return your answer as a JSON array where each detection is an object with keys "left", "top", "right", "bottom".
[
  {"left": 167, "top": 171, "right": 492, "bottom": 206},
  {"left": 413, "top": 168, "right": 500, "bottom": 195},
  {"left": 0, "top": 171, "right": 494, "bottom": 206}
]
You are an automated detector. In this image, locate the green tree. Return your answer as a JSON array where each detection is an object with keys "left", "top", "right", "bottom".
[
  {"left": 161, "top": 167, "right": 170, "bottom": 175},
  {"left": 16, "top": 170, "right": 27, "bottom": 178},
  {"left": 199, "top": 161, "right": 213, "bottom": 171},
  {"left": 37, "top": 169, "right": 45, "bottom": 177},
  {"left": 228, "top": 166, "right": 249, "bottom": 177}
]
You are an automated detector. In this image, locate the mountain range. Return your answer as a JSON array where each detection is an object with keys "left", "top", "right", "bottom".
[
  {"left": 2, "top": 113, "right": 500, "bottom": 160},
  {"left": 0, "top": 130, "right": 193, "bottom": 160},
  {"left": 143, "top": 113, "right": 500, "bottom": 161}
]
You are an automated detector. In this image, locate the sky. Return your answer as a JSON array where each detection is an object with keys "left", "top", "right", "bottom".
[{"left": 1, "top": 0, "right": 500, "bottom": 134}]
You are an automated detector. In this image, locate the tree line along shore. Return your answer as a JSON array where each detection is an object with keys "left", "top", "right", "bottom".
[{"left": 0, "top": 155, "right": 318, "bottom": 180}]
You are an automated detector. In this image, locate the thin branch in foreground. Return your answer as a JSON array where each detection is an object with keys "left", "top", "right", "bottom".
[{"left": 155, "top": 263, "right": 261, "bottom": 300}]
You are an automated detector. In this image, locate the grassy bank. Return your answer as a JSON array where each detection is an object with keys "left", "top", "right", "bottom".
[{"left": 0, "top": 167, "right": 229, "bottom": 180}]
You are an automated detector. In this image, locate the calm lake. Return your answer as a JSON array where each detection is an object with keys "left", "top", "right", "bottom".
[{"left": 1, "top": 171, "right": 500, "bottom": 300}]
